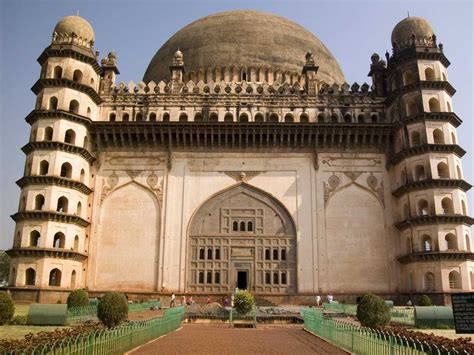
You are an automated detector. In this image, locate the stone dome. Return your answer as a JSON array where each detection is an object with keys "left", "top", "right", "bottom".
[
  {"left": 391, "top": 16, "right": 433, "bottom": 47},
  {"left": 53, "top": 15, "right": 95, "bottom": 42},
  {"left": 143, "top": 10, "right": 345, "bottom": 85}
]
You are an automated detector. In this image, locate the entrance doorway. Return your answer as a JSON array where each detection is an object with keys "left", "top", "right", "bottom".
[{"left": 237, "top": 271, "right": 248, "bottom": 290}]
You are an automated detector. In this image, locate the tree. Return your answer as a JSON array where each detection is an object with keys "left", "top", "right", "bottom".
[
  {"left": 0, "top": 251, "right": 10, "bottom": 284},
  {"left": 356, "top": 293, "right": 391, "bottom": 328},
  {"left": 234, "top": 290, "right": 255, "bottom": 315},
  {"left": 97, "top": 292, "right": 128, "bottom": 327}
]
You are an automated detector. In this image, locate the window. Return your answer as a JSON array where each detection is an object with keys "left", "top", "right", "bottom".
[
  {"left": 273, "top": 272, "right": 279, "bottom": 284},
  {"left": 87, "top": 107, "right": 91, "bottom": 118},
  {"left": 215, "top": 272, "right": 220, "bottom": 284},
  {"left": 411, "top": 131, "right": 421, "bottom": 146},
  {"left": 44, "top": 126, "right": 54, "bottom": 140},
  {"left": 273, "top": 249, "right": 279, "bottom": 260},
  {"left": 60, "top": 162, "right": 72, "bottom": 178},
  {"left": 433, "top": 129, "right": 445, "bottom": 144},
  {"left": 403, "top": 70, "right": 415, "bottom": 85},
  {"left": 207, "top": 248, "right": 213, "bottom": 260},
  {"left": 136, "top": 112, "right": 143, "bottom": 121},
  {"left": 179, "top": 113, "right": 188, "bottom": 122},
  {"left": 449, "top": 271, "right": 461, "bottom": 289},
  {"left": 70, "top": 270, "right": 76, "bottom": 288},
  {"left": 25, "top": 268, "right": 36, "bottom": 286},
  {"left": 428, "top": 98, "right": 440, "bottom": 112},
  {"left": 49, "top": 268, "right": 61, "bottom": 286},
  {"left": 53, "top": 232, "right": 65, "bottom": 248},
  {"left": 109, "top": 113, "right": 116, "bottom": 122},
  {"left": 80, "top": 169, "right": 85, "bottom": 183},
  {"left": 281, "top": 249, "right": 286, "bottom": 260},
  {"left": 64, "top": 129, "right": 76, "bottom": 145},
  {"left": 447, "top": 101, "right": 452, "bottom": 112},
  {"left": 456, "top": 166, "right": 462, "bottom": 179},
  {"left": 417, "top": 199, "right": 429, "bottom": 216},
  {"left": 239, "top": 113, "right": 249, "bottom": 122},
  {"left": 215, "top": 248, "right": 220, "bottom": 260},
  {"left": 344, "top": 114, "right": 352, "bottom": 123},
  {"left": 461, "top": 200, "right": 467, "bottom": 215},
  {"left": 198, "top": 271, "right": 204, "bottom": 284},
  {"left": 224, "top": 113, "right": 233, "bottom": 122},
  {"left": 466, "top": 234, "right": 471, "bottom": 251},
  {"left": 445, "top": 233, "right": 457, "bottom": 250},
  {"left": 123, "top": 113, "right": 130, "bottom": 122},
  {"left": 406, "top": 100, "right": 417, "bottom": 116},
  {"left": 424, "top": 272, "right": 435, "bottom": 291},
  {"left": 209, "top": 112, "right": 218, "bottom": 122},
  {"left": 162, "top": 112, "right": 170, "bottom": 122},
  {"left": 265, "top": 272, "right": 271, "bottom": 284},
  {"left": 437, "top": 162, "right": 449, "bottom": 179},
  {"left": 39, "top": 160, "right": 49, "bottom": 175},
  {"left": 331, "top": 114, "right": 338, "bottom": 123},
  {"left": 450, "top": 132, "right": 456, "bottom": 144},
  {"left": 265, "top": 249, "right": 271, "bottom": 261},
  {"left": 30, "top": 230, "right": 41, "bottom": 246},
  {"left": 48, "top": 97, "right": 58, "bottom": 110},
  {"left": 414, "top": 165, "right": 426, "bottom": 181},
  {"left": 441, "top": 197, "right": 454, "bottom": 214},
  {"left": 206, "top": 271, "right": 212, "bottom": 283},
  {"left": 56, "top": 196, "right": 69, "bottom": 213},
  {"left": 300, "top": 113, "right": 309, "bottom": 122},
  {"left": 34, "top": 194, "right": 45, "bottom": 210},
  {"left": 76, "top": 202, "right": 82, "bottom": 216},
  {"left": 357, "top": 114, "right": 365, "bottom": 123},
  {"left": 73, "top": 235, "right": 79, "bottom": 251},
  {"left": 199, "top": 248, "right": 205, "bottom": 260},
  {"left": 233, "top": 221, "right": 238, "bottom": 231},
  {"left": 149, "top": 113, "right": 157, "bottom": 122},
  {"left": 69, "top": 100, "right": 79, "bottom": 114},
  {"left": 422, "top": 235, "right": 433, "bottom": 252},
  {"left": 53, "top": 66, "right": 63, "bottom": 79},
  {"left": 424, "top": 68, "right": 435, "bottom": 81},
  {"left": 281, "top": 272, "right": 287, "bottom": 285},
  {"left": 73, "top": 70, "right": 83, "bottom": 83},
  {"left": 254, "top": 113, "right": 264, "bottom": 122},
  {"left": 371, "top": 114, "right": 378, "bottom": 123},
  {"left": 240, "top": 221, "right": 246, "bottom": 231},
  {"left": 269, "top": 113, "right": 279, "bottom": 122},
  {"left": 247, "top": 221, "right": 253, "bottom": 232},
  {"left": 317, "top": 114, "right": 325, "bottom": 123},
  {"left": 284, "top": 114, "right": 294, "bottom": 122}
]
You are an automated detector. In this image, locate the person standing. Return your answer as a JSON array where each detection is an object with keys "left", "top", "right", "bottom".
[
  {"left": 170, "top": 293, "right": 176, "bottom": 308},
  {"left": 315, "top": 295, "right": 321, "bottom": 307}
]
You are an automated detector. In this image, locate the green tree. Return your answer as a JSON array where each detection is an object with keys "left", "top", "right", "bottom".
[
  {"left": 356, "top": 293, "right": 391, "bottom": 328},
  {"left": 234, "top": 290, "right": 255, "bottom": 315},
  {"left": 0, "top": 251, "right": 10, "bottom": 284},
  {"left": 97, "top": 292, "right": 128, "bottom": 328}
]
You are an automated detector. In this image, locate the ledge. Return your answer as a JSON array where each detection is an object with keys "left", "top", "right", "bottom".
[
  {"left": 31, "top": 78, "right": 102, "bottom": 105},
  {"left": 392, "top": 179, "right": 472, "bottom": 198},
  {"left": 397, "top": 251, "right": 474, "bottom": 264},
  {"left": 389, "top": 48, "right": 450, "bottom": 68},
  {"left": 25, "top": 109, "right": 92, "bottom": 126},
  {"left": 390, "top": 144, "right": 465, "bottom": 166},
  {"left": 387, "top": 80, "right": 456, "bottom": 105},
  {"left": 37, "top": 45, "right": 102, "bottom": 75},
  {"left": 6, "top": 247, "right": 88, "bottom": 262},
  {"left": 22, "top": 141, "right": 95, "bottom": 163},
  {"left": 16, "top": 176, "right": 93, "bottom": 195},
  {"left": 11, "top": 211, "right": 90, "bottom": 227},
  {"left": 394, "top": 112, "right": 462, "bottom": 128},
  {"left": 395, "top": 214, "right": 474, "bottom": 230}
]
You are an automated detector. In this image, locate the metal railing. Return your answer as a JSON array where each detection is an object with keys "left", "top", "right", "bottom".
[
  {"left": 67, "top": 300, "right": 161, "bottom": 324},
  {"left": 301, "top": 307, "right": 463, "bottom": 355},
  {"left": 229, "top": 309, "right": 257, "bottom": 328},
  {"left": 323, "top": 303, "right": 415, "bottom": 325},
  {"left": 19, "top": 306, "right": 184, "bottom": 355}
]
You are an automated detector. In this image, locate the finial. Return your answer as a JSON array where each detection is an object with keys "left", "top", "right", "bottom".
[{"left": 76, "top": 10, "right": 80, "bottom": 16}]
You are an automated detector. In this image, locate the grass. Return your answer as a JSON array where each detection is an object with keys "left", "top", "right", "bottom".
[
  {"left": 0, "top": 325, "right": 70, "bottom": 339},
  {"left": 14, "top": 303, "right": 30, "bottom": 316}
]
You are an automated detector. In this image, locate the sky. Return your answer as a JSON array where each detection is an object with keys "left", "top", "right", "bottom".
[{"left": 0, "top": 0, "right": 473, "bottom": 250}]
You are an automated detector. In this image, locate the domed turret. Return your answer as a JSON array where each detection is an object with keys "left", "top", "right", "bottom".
[
  {"left": 391, "top": 16, "right": 434, "bottom": 49},
  {"left": 53, "top": 15, "right": 95, "bottom": 43}
]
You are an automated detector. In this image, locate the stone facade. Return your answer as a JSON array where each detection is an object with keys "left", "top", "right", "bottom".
[{"left": 7, "top": 11, "right": 473, "bottom": 304}]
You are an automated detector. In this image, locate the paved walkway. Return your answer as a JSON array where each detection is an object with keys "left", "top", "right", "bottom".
[{"left": 131, "top": 324, "right": 347, "bottom": 354}]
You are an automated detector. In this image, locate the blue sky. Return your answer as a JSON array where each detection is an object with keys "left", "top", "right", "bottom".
[{"left": 0, "top": 0, "right": 472, "bottom": 250}]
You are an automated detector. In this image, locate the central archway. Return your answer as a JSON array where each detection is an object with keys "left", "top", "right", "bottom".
[{"left": 187, "top": 183, "right": 297, "bottom": 294}]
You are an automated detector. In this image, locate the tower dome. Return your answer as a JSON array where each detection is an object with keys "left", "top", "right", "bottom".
[
  {"left": 391, "top": 16, "right": 434, "bottom": 48},
  {"left": 53, "top": 15, "right": 95, "bottom": 43},
  {"left": 143, "top": 10, "right": 345, "bottom": 85}
]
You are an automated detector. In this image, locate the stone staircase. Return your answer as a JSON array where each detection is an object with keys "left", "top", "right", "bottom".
[{"left": 255, "top": 297, "right": 278, "bottom": 307}]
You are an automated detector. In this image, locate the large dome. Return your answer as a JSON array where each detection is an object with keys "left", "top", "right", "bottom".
[
  {"left": 143, "top": 10, "right": 345, "bottom": 84},
  {"left": 391, "top": 16, "right": 433, "bottom": 47},
  {"left": 53, "top": 15, "right": 95, "bottom": 42}
]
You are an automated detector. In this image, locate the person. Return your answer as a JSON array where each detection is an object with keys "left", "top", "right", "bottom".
[
  {"left": 315, "top": 295, "right": 321, "bottom": 307},
  {"left": 406, "top": 299, "right": 412, "bottom": 306},
  {"left": 182, "top": 295, "right": 186, "bottom": 305},
  {"left": 327, "top": 293, "right": 334, "bottom": 303},
  {"left": 189, "top": 296, "right": 195, "bottom": 305},
  {"left": 231, "top": 293, "right": 235, "bottom": 308},
  {"left": 170, "top": 293, "right": 176, "bottom": 308},
  {"left": 207, "top": 296, "right": 211, "bottom": 304}
]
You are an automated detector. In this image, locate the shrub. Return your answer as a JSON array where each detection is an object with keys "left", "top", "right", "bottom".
[
  {"left": 356, "top": 293, "right": 391, "bottom": 328},
  {"left": 97, "top": 292, "right": 128, "bottom": 327},
  {"left": 234, "top": 290, "right": 255, "bottom": 315},
  {"left": 0, "top": 291, "right": 14, "bottom": 325},
  {"left": 67, "top": 289, "right": 89, "bottom": 308},
  {"left": 418, "top": 295, "right": 432, "bottom": 306},
  {"left": 9, "top": 314, "right": 27, "bottom": 325}
]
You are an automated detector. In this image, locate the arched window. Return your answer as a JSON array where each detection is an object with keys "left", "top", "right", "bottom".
[
  {"left": 76, "top": 202, "right": 82, "bottom": 216},
  {"left": 179, "top": 113, "right": 188, "bottom": 122},
  {"left": 53, "top": 232, "right": 65, "bottom": 248},
  {"left": 433, "top": 129, "right": 445, "bottom": 144},
  {"left": 273, "top": 249, "right": 278, "bottom": 260},
  {"left": 411, "top": 131, "right": 421, "bottom": 146},
  {"left": 162, "top": 112, "right": 170, "bottom": 122},
  {"left": 417, "top": 199, "right": 429, "bottom": 216},
  {"left": 199, "top": 248, "right": 205, "bottom": 260},
  {"left": 149, "top": 113, "right": 157, "bottom": 122},
  {"left": 122, "top": 113, "right": 130, "bottom": 122},
  {"left": 49, "top": 268, "right": 61, "bottom": 286},
  {"left": 281, "top": 249, "right": 286, "bottom": 260},
  {"left": 273, "top": 272, "right": 279, "bottom": 284},
  {"left": 281, "top": 272, "right": 287, "bottom": 285},
  {"left": 69, "top": 100, "right": 79, "bottom": 114},
  {"left": 299, "top": 113, "right": 309, "bottom": 122},
  {"left": 456, "top": 165, "right": 462, "bottom": 179},
  {"left": 406, "top": 100, "right": 417, "bottom": 116},
  {"left": 442, "top": 72, "right": 447, "bottom": 81},
  {"left": 240, "top": 221, "right": 246, "bottom": 231},
  {"left": 265, "top": 249, "right": 271, "bottom": 261},
  {"left": 403, "top": 70, "right": 415, "bottom": 85},
  {"left": 371, "top": 114, "right": 378, "bottom": 123},
  {"left": 265, "top": 272, "right": 271, "bottom": 284},
  {"left": 64, "top": 129, "right": 76, "bottom": 145},
  {"left": 39, "top": 160, "right": 49, "bottom": 175},
  {"left": 215, "top": 248, "right": 220, "bottom": 260},
  {"left": 450, "top": 132, "right": 456, "bottom": 144},
  {"left": 90, "top": 77, "right": 95, "bottom": 85},
  {"left": 422, "top": 235, "right": 433, "bottom": 252},
  {"left": 357, "top": 114, "right": 365, "bottom": 123},
  {"left": 466, "top": 234, "right": 471, "bottom": 251},
  {"left": 109, "top": 113, "right": 116, "bottom": 122},
  {"left": 86, "top": 107, "right": 91, "bottom": 118},
  {"left": 424, "top": 272, "right": 435, "bottom": 291},
  {"left": 209, "top": 112, "right": 218, "bottom": 122},
  {"left": 70, "top": 270, "right": 76, "bottom": 288},
  {"left": 136, "top": 112, "right": 143, "bottom": 121},
  {"left": 215, "top": 272, "right": 220, "bottom": 284},
  {"left": 60, "top": 162, "right": 72, "bottom": 178},
  {"left": 73, "top": 70, "right": 83, "bottom": 83},
  {"left": 445, "top": 233, "right": 457, "bottom": 250},
  {"left": 232, "top": 221, "right": 238, "bottom": 231},
  {"left": 254, "top": 113, "right": 264, "bottom": 122},
  {"left": 447, "top": 101, "right": 452, "bottom": 112},
  {"left": 414, "top": 165, "right": 426, "bottom": 181},
  {"left": 73, "top": 235, "right": 79, "bottom": 251},
  {"left": 48, "top": 97, "right": 58, "bottom": 110},
  {"left": 449, "top": 271, "right": 462, "bottom": 289},
  {"left": 56, "top": 196, "right": 69, "bottom": 213},
  {"left": 343, "top": 114, "right": 352, "bottom": 123},
  {"left": 424, "top": 68, "right": 435, "bottom": 81},
  {"left": 30, "top": 230, "right": 41, "bottom": 246},
  {"left": 206, "top": 271, "right": 212, "bottom": 283},
  {"left": 224, "top": 113, "right": 234, "bottom": 122},
  {"left": 331, "top": 114, "right": 338, "bottom": 123},
  {"left": 461, "top": 200, "right": 467, "bottom": 215},
  {"left": 53, "top": 66, "right": 63, "bottom": 79},
  {"left": 239, "top": 113, "right": 249, "bottom": 122},
  {"left": 207, "top": 248, "right": 213, "bottom": 260},
  {"left": 437, "top": 162, "right": 449, "bottom": 179},
  {"left": 441, "top": 197, "right": 454, "bottom": 214},
  {"left": 284, "top": 114, "right": 294, "bottom": 122},
  {"left": 34, "top": 194, "right": 45, "bottom": 210},
  {"left": 317, "top": 114, "right": 325, "bottom": 123},
  {"left": 44, "top": 126, "right": 54, "bottom": 140},
  {"left": 247, "top": 221, "right": 253, "bottom": 232},
  {"left": 269, "top": 113, "right": 279, "bottom": 122},
  {"left": 25, "top": 268, "right": 36, "bottom": 286},
  {"left": 198, "top": 271, "right": 204, "bottom": 284},
  {"left": 428, "top": 98, "right": 440, "bottom": 112},
  {"left": 80, "top": 169, "right": 85, "bottom": 183}
]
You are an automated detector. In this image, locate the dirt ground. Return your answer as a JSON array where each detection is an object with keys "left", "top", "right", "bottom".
[
  {"left": 130, "top": 323, "right": 348, "bottom": 354},
  {"left": 127, "top": 309, "right": 164, "bottom": 321}
]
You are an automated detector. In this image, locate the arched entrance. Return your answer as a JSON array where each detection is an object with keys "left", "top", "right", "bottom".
[{"left": 187, "top": 183, "right": 296, "bottom": 294}]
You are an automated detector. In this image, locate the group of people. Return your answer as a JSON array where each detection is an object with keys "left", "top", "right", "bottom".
[
  {"left": 170, "top": 293, "right": 217, "bottom": 307},
  {"left": 314, "top": 293, "right": 334, "bottom": 307}
]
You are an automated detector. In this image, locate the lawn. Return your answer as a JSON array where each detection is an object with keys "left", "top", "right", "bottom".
[
  {"left": 13, "top": 303, "right": 30, "bottom": 316},
  {"left": 0, "top": 325, "right": 70, "bottom": 339}
]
